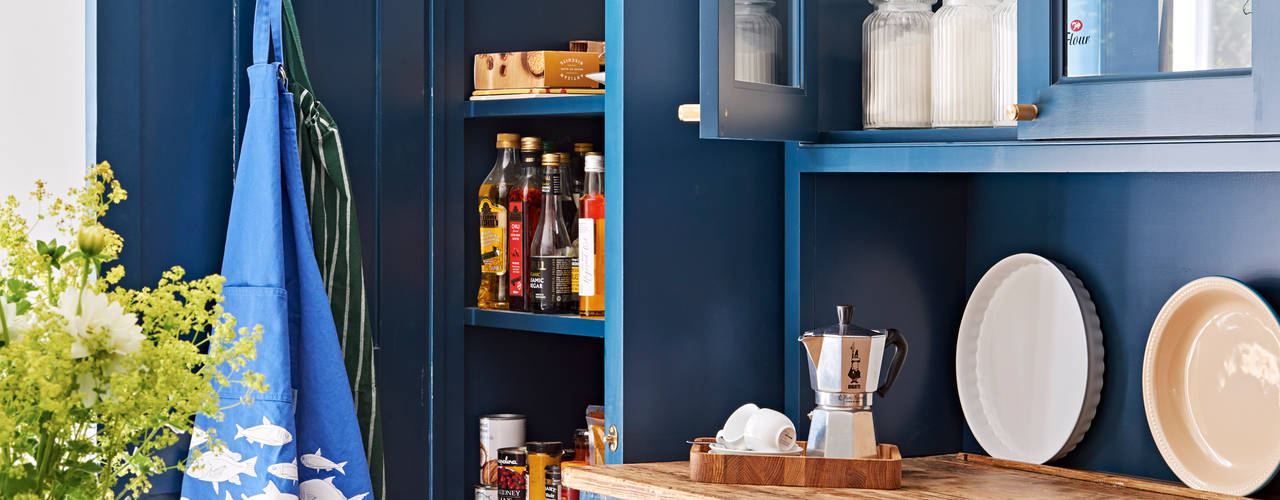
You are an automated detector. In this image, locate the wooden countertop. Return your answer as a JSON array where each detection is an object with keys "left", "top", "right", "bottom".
[{"left": 563, "top": 453, "right": 1242, "bottom": 499}]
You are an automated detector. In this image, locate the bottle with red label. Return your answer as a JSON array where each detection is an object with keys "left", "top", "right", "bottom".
[{"left": 509, "top": 136, "right": 544, "bottom": 312}]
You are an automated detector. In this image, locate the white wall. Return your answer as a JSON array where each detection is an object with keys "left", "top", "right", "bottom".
[{"left": 0, "top": 1, "right": 93, "bottom": 240}]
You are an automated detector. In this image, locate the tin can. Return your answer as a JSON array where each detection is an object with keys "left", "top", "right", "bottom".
[
  {"left": 497, "top": 447, "right": 528, "bottom": 500},
  {"left": 480, "top": 414, "right": 526, "bottom": 486},
  {"left": 476, "top": 484, "right": 499, "bottom": 500}
]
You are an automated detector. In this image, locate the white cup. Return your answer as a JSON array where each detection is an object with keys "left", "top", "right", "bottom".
[
  {"left": 715, "top": 403, "right": 758, "bottom": 450},
  {"left": 744, "top": 408, "right": 796, "bottom": 452}
]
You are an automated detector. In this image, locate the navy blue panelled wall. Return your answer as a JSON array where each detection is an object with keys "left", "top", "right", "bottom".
[
  {"left": 799, "top": 171, "right": 1280, "bottom": 486},
  {"left": 98, "top": 1, "right": 428, "bottom": 497}
]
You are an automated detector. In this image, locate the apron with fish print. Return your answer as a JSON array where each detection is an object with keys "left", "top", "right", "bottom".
[{"left": 179, "top": 0, "right": 373, "bottom": 499}]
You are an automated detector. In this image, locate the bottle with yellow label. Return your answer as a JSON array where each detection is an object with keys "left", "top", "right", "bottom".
[{"left": 478, "top": 133, "right": 522, "bottom": 310}]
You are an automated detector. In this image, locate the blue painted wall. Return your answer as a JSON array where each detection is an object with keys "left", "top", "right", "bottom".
[
  {"left": 98, "top": 1, "right": 429, "bottom": 497},
  {"left": 965, "top": 172, "right": 1280, "bottom": 482},
  {"left": 800, "top": 171, "right": 1280, "bottom": 486}
]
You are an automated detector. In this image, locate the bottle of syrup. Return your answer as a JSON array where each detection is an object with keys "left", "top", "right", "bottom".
[
  {"left": 529, "top": 153, "right": 573, "bottom": 314},
  {"left": 578, "top": 152, "right": 605, "bottom": 318},
  {"left": 508, "top": 136, "right": 543, "bottom": 312},
  {"left": 477, "top": 133, "right": 520, "bottom": 310}
]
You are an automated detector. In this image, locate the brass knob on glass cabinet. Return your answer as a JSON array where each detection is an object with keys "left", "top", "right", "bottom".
[
  {"left": 606, "top": 425, "right": 619, "bottom": 451},
  {"left": 1006, "top": 104, "right": 1038, "bottom": 122},
  {"left": 677, "top": 104, "right": 701, "bottom": 123}
]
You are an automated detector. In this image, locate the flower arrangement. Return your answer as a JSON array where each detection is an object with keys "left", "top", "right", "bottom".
[{"left": 0, "top": 163, "right": 264, "bottom": 499}]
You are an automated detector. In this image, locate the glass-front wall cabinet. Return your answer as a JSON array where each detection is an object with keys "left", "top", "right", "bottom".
[{"left": 698, "top": 0, "right": 1280, "bottom": 142}]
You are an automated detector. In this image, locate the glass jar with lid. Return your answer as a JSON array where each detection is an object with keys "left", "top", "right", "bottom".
[
  {"left": 992, "top": 0, "right": 1017, "bottom": 126},
  {"left": 735, "top": 0, "right": 781, "bottom": 85},
  {"left": 862, "top": 0, "right": 936, "bottom": 129},
  {"left": 932, "top": 0, "right": 999, "bottom": 127}
]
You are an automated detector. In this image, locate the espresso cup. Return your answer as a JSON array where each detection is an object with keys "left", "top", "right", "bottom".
[
  {"left": 715, "top": 403, "right": 758, "bottom": 450},
  {"left": 744, "top": 408, "right": 797, "bottom": 452}
]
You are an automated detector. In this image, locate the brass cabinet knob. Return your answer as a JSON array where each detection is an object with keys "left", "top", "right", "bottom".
[
  {"left": 1006, "top": 104, "right": 1039, "bottom": 122},
  {"left": 606, "top": 425, "right": 619, "bottom": 451},
  {"left": 677, "top": 104, "right": 701, "bottom": 123}
]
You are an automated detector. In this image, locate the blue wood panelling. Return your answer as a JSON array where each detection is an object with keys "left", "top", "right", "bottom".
[
  {"left": 609, "top": 0, "right": 785, "bottom": 464},
  {"left": 964, "top": 172, "right": 1280, "bottom": 481},
  {"left": 465, "top": 308, "right": 605, "bottom": 338},
  {"left": 699, "top": 0, "right": 819, "bottom": 141},
  {"left": 98, "top": 2, "right": 245, "bottom": 496},
  {"left": 464, "top": 96, "right": 606, "bottom": 119},
  {"left": 101, "top": 1, "right": 429, "bottom": 497},
  {"left": 796, "top": 174, "right": 970, "bottom": 457}
]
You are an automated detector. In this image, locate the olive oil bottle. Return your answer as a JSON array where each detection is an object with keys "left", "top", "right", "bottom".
[{"left": 477, "top": 133, "right": 521, "bottom": 310}]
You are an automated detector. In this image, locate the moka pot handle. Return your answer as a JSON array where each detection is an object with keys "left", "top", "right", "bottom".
[{"left": 876, "top": 328, "right": 908, "bottom": 398}]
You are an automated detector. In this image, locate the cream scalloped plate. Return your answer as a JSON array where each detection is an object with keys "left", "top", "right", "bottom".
[
  {"left": 1143, "top": 277, "right": 1280, "bottom": 496},
  {"left": 957, "top": 253, "right": 1105, "bottom": 464}
]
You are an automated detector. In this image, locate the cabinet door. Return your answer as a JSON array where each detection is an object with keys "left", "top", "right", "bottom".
[
  {"left": 699, "top": 0, "right": 819, "bottom": 141},
  {"left": 1018, "top": 0, "right": 1280, "bottom": 139}
]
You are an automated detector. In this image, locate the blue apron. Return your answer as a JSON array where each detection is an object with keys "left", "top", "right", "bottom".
[{"left": 180, "top": 0, "right": 372, "bottom": 498}]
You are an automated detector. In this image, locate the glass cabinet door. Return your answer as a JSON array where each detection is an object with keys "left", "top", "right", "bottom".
[
  {"left": 699, "top": 0, "right": 819, "bottom": 141},
  {"left": 1018, "top": 0, "right": 1279, "bottom": 139}
]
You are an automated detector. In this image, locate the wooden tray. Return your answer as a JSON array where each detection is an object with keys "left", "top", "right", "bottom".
[{"left": 688, "top": 438, "right": 902, "bottom": 489}]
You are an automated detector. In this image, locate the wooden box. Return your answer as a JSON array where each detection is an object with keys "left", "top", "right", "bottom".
[
  {"left": 688, "top": 438, "right": 902, "bottom": 489},
  {"left": 473, "top": 51, "right": 600, "bottom": 90}
]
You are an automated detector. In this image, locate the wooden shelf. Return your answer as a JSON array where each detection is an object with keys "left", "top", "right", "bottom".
[
  {"left": 464, "top": 307, "right": 604, "bottom": 338},
  {"left": 795, "top": 137, "right": 1280, "bottom": 173},
  {"left": 463, "top": 95, "right": 605, "bottom": 119},
  {"left": 818, "top": 127, "right": 1017, "bottom": 144},
  {"left": 563, "top": 453, "right": 1234, "bottom": 500}
]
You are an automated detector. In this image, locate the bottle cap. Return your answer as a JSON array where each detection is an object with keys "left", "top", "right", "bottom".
[
  {"left": 526, "top": 441, "right": 563, "bottom": 454},
  {"left": 559, "top": 152, "right": 571, "bottom": 164},
  {"left": 584, "top": 153, "right": 603, "bottom": 173},
  {"left": 521, "top": 136, "right": 543, "bottom": 152},
  {"left": 542, "top": 141, "right": 557, "bottom": 153},
  {"left": 542, "top": 153, "right": 561, "bottom": 166},
  {"left": 496, "top": 133, "right": 520, "bottom": 149},
  {"left": 574, "top": 142, "right": 594, "bottom": 153}
]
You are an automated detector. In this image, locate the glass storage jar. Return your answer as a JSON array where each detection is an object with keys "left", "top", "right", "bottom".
[
  {"left": 862, "top": 0, "right": 935, "bottom": 129},
  {"left": 992, "top": 0, "right": 1017, "bottom": 126},
  {"left": 932, "top": 0, "right": 999, "bottom": 127},
  {"left": 736, "top": 0, "right": 781, "bottom": 85}
]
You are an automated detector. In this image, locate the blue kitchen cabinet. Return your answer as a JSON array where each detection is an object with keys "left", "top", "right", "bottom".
[
  {"left": 699, "top": 0, "right": 1280, "bottom": 143},
  {"left": 431, "top": 0, "right": 785, "bottom": 498}
]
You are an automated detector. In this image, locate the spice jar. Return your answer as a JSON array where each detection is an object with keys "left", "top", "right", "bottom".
[
  {"left": 573, "top": 429, "right": 590, "bottom": 463},
  {"left": 862, "top": 0, "right": 935, "bottom": 129},
  {"left": 526, "top": 441, "right": 562, "bottom": 500},
  {"left": 932, "top": 0, "right": 999, "bottom": 127},
  {"left": 735, "top": 0, "right": 781, "bottom": 84},
  {"left": 544, "top": 464, "right": 562, "bottom": 500},
  {"left": 496, "top": 447, "right": 527, "bottom": 500},
  {"left": 559, "top": 461, "right": 589, "bottom": 500}
]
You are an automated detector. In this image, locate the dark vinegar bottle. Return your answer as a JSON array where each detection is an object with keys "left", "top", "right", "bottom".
[
  {"left": 529, "top": 153, "right": 573, "bottom": 314},
  {"left": 508, "top": 136, "right": 543, "bottom": 312}
]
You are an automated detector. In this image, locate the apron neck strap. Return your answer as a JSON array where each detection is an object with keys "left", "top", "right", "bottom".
[{"left": 252, "top": 0, "right": 284, "bottom": 65}]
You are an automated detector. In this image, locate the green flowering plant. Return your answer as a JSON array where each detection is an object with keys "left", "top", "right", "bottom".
[{"left": 0, "top": 162, "right": 265, "bottom": 499}]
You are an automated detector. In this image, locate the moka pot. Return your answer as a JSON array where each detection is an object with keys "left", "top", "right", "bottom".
[{"left": 799, "top": 305, "right": 908, "bottom": 458}]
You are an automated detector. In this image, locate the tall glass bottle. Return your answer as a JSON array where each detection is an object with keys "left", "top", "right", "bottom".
[
  {"left": 478, "top": 133, "right": 521, "bottom": 310},
  {"left": 570, "top": 142, "right": 593, "bottom": 211},
  {"left": 578, "top": 153, "right": 605, "bottom": 318},
  {"left": 508, "top": 136, "right": 544, "bottom": 312},
  {"left": 559, "top": 152, "right": 579, "bottom": 307},
  {"left": 529, "top": 153, "right": 573, "bottom": 314},
  {"left": 932, "top": 0, "right": 998, "bottom": 128},
  {"left": 992, "top": 0, "right": 1017, "bottom": 126},
  {"left": 862, "top": 0, "right": 934, "bottom": 129}
]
